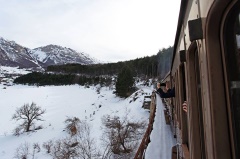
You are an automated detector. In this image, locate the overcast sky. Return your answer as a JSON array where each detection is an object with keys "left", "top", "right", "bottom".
[{"left": 0, "top": 0, "right": 181, "bottom": 62}]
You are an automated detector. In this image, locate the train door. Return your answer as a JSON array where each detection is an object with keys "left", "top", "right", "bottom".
[
  {"left": 186, "top": 42, "right": 206, "bottom": 159},
  {"left": 223, "top": 2, "right": 240, "bottom": 158}
]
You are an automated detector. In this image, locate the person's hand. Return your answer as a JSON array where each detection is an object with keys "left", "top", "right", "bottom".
[
  {"left": 157, "top": 83, "right": 160, "bottom": 89},
  {"left": 182, "top": 101, "right": 187, "bottom": 113},
  {"left": 166, "top": 81, "right": 170, "bottom": 90}
]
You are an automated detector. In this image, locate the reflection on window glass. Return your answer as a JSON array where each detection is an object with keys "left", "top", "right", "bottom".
[
  {"left": 236, "top": 35, "right": 240, "bottom": 48},
  {"left": 231, "top": 12, "right": 240, "bottom": 157},
  {"left": 235, "top": 15, "right": 240, "bottom": 78},
  {"left": 236, "top": 15, "right": 240, "bottom": 48}
]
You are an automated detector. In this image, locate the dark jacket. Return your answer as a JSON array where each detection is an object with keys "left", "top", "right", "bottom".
[{"left": 157, "top": 87, "right": 175, "bottom": 98}]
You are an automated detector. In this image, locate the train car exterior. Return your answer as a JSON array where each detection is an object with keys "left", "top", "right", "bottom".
[{"left": 166, "top": 0, "right": 240, "bottom": 159}]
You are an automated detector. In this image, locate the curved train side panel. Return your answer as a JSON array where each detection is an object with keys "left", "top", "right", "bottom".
[{"left": 165, "top": 0, "right": 240, "bottom": 159}]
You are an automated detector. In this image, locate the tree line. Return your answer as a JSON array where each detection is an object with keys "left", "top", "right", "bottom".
[
  {"left": 14, "top": 72, "right": 112, "bottom": 86},
  {"left": 47, "top": 46, "right": 173, "bottom": 79}
]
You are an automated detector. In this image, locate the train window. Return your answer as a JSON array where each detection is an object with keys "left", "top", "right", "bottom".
[
  {"left": 224, "top": 5, "right": 240, "bottom": 158},
  {"left": 187, "top": 43, "right": 206, "bottom": 159},
  {"left": 180, "top": 63, "right": 189, "bottom": 147},
  {"left": 194, "top": 49, "right": 206, "bottom": 159},
  {"left": 181, "top": 65, "right": 186, "bottom": 102}
]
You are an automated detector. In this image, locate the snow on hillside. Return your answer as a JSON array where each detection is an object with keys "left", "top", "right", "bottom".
[
  {"left": 0, "top": 83, "right": 152, "bottom": 159},
  {"left": 0, "top": 66, "right": 31, "bottom": 76},
  {"left": 0, "top": 66, "right": 32, "bottom": 86},
  {"left": 30, "top": 50, "right": 47, "bottom": 62}
]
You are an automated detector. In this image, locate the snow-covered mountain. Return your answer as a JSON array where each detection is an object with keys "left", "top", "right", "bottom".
[
  {"left": 0, "top": 37, "right": 98, "bottom": 69},
  {"left": 0, "top": 37, "right": 42, "bottom": 69},
  {"left": 31, "top": 45, "right": 97, "bottom": 66}
]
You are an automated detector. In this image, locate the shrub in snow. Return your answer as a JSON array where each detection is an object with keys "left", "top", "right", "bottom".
[
  {"left": 101, "top": 113, "right": 146, "bottom": 157},
  {"left": 12, "top": 102, "right": 46, "bottom": 135},
  {"left": 14, "top": 142, "right": 41, "bottom": 159},
  {"left": 64, "top": 116, "right": 80, "bottom": 136},
  {"left": 14, "top": 142, "right": 30, "bottom": 159},
  {"left": 49, "top": 138, "right": 79, "bottom": 159},
  {"left": 42, "top": 140, "right": 53, "bottom": 154},
  {"left": 96, "top": 86, "right": 101, "bottom": 94},
  {"left": 32, "top": 143, "right": 41, "bottom": 158},
  {"left": 44, "top": 121, "right": 100, "bottom": 159}
]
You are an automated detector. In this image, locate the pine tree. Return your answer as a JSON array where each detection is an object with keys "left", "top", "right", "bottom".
[{"left": 115, "top": 65, "right": 134, "bottom": 97}]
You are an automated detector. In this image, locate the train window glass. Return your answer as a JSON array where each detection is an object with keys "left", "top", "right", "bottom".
[
  {"left": 224, "top": 9, "right": 240, "bottom": 158},
  {"left": 182, "top": 65, "right": 187, "bottom": 101},
  {"left": 181, "top": 64, "right": 189, "bottom": 147},
  {"left": 194, "top": 49, "right": 206, "bottom": 159}
]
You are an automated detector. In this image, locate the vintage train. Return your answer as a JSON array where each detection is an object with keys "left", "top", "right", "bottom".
[{"left": 161, "top": 0, "right": 240, "bottom": 159}]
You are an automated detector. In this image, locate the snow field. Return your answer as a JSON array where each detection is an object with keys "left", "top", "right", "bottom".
[{"left": 0, "top": 84, "right": 152, "bottom": 159}]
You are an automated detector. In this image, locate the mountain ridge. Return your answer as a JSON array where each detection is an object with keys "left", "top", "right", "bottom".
[{"left": 0, "top": 37, "right": 98, "bottom": 70}]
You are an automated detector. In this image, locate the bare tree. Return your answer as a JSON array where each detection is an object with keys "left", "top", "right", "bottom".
[
  {"left": 75, "top": 121, "right": 99, "bottom": 159},
  {"left": 101, "top": 113, "right": 146, "bottom": 157},
  {"left": 12, "top": 102, "right": 45, "bottom": 135}
]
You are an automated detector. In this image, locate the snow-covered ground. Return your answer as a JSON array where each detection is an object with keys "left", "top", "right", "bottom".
[
  {"left": 0, "top": 83, "right": 152, "bottom": 159},
  {"left": 145, "top": 95, "right": 176, "bottom": 159},
  {"left": 0, "top": 66, "right": 176, "bottom": 159}
]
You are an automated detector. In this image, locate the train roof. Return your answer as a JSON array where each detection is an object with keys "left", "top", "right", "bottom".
[{"left": 171, "top": 0, "right": 187, "bottom": 71}]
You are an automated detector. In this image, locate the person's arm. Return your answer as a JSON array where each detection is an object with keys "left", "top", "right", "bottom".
[{"left": 157, "top": 87, "right": 175, "bottom": 98}]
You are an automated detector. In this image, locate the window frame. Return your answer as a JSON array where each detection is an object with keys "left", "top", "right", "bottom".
[{"left": 186, "top": 42, "right": 206, "bottom": 159}]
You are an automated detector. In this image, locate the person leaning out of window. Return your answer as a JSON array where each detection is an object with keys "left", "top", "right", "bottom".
[
  {"left": 156, "top": 82, "right": 187, "bottom": 113},
  {"left": 156, "top": 82, "right": 175, "bottom": 98}
]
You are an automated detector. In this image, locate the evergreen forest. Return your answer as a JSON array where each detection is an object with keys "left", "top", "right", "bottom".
[{"left": 47, "top": 46, "right": 173, "bottom": 79}]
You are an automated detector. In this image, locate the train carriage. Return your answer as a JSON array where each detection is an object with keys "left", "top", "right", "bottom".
[{"left": 166, "top": 0, "right": 240, "bottom": 158}]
